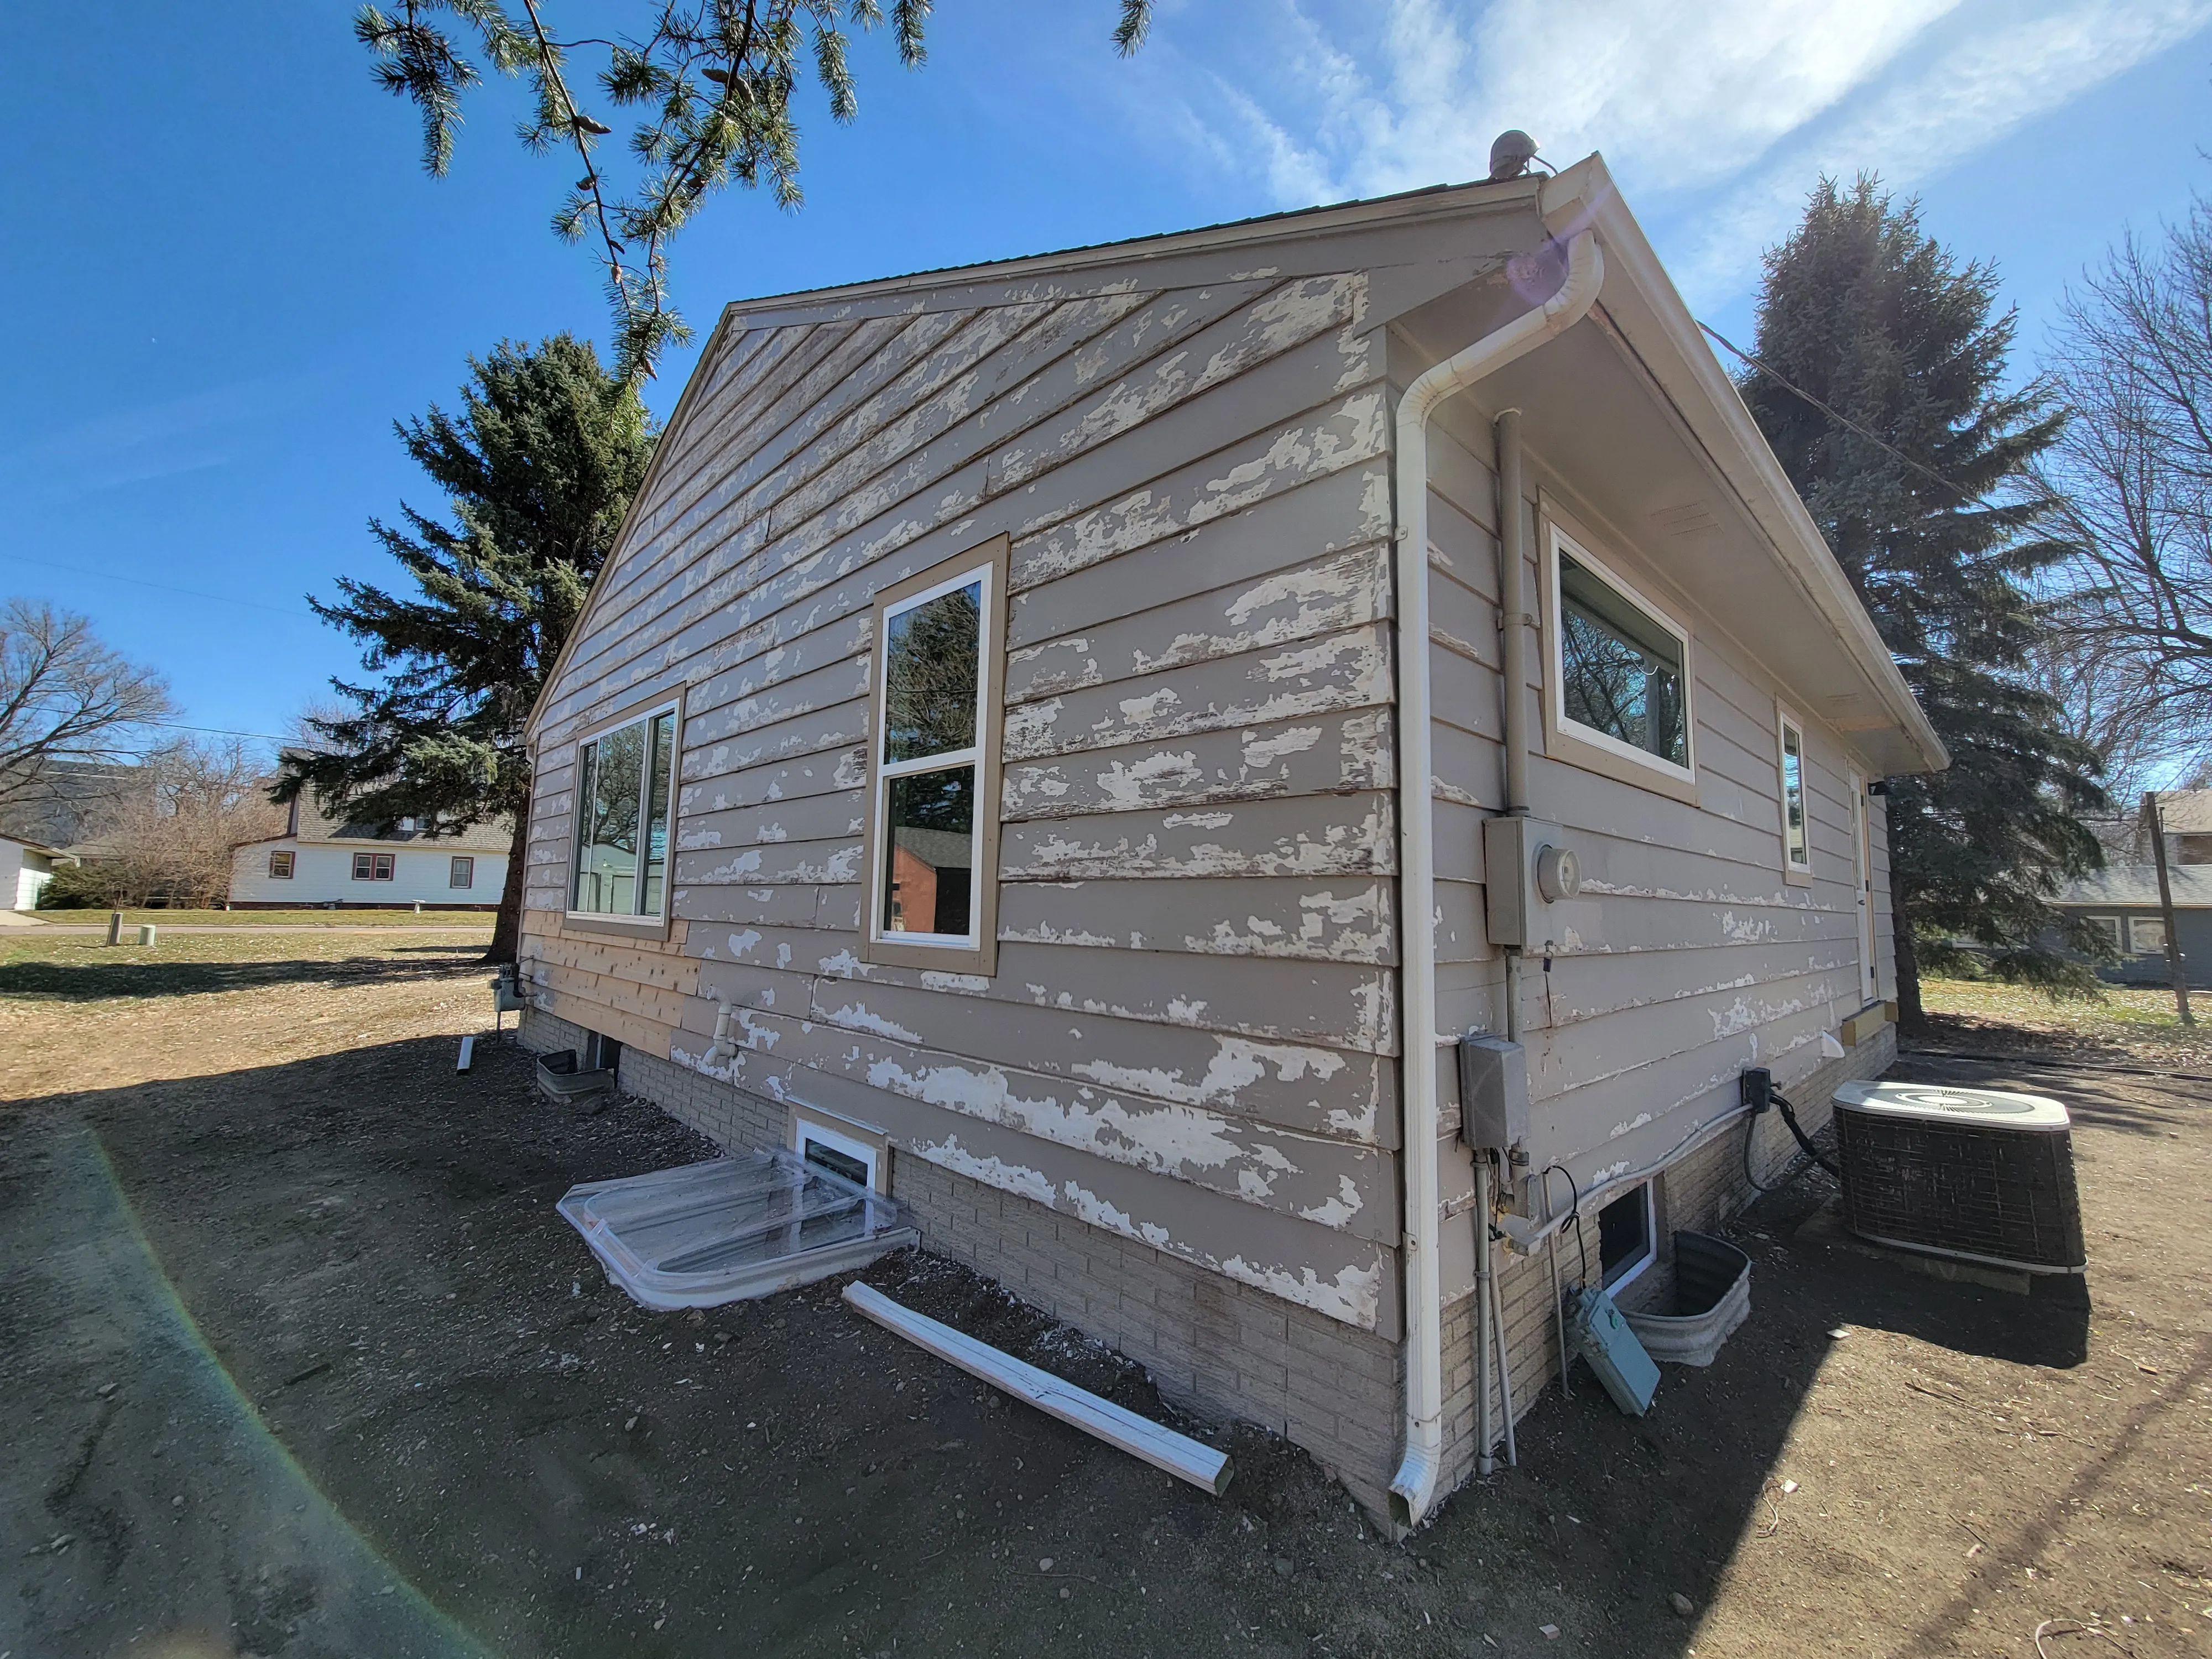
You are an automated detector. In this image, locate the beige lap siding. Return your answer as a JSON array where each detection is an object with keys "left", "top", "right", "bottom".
[{"left": 521, "top": 248, "right": 1478, "bottom": 1349}]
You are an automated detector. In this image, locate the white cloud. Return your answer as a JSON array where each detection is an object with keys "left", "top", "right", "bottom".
[{"left": 1147, "top": 0, "right": 2212, "bottom": 301}]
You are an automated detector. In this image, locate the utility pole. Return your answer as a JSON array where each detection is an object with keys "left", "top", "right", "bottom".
[{"left": 2146, "top": 791, "right": 2194, "bottom": 1028}]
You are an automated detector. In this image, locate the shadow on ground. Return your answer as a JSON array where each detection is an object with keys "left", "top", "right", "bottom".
[
  {"left": 1, "top": 1033, "right": 2201, "bottom": 1657},
  {"left": 0, "top": 954, "right": 487, "bottom": 1003}
]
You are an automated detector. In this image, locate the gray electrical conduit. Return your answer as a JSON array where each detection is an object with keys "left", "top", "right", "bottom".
[{"left": 1388, "top": 228, "right": 1604, "bottom": 1530}]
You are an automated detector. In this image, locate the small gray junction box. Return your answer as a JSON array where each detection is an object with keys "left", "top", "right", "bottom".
[{"left": 1458, "top": 1033, "right": 1530, "bottom": 1155}]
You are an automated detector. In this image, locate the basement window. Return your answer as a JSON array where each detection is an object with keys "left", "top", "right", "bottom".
[
  {"left": 1548, "top": 525, "right": 1694, "bottom": 785},
  {"left": 571, "top": 699, "right": 680, "bottom": 924},
  {"left": 793, "top": 1114, "right": 885, "bottom": 1193},
  {"left": 862, "top": 536, "right": 1008, "bottom": 974},
  {"left": 1597, "top": 1183, "right": 1656, "bottom": 1292}
]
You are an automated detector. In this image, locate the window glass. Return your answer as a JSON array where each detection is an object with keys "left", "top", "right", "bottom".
[
  {"left": 450, "top": 855, "right": 474, "bottom": 889},
  {"left": 883, "top": 582, "right": 980, "bottom": 764},
  {"left": 803, "top": 1137, "right": 872, "bottom": 1188},
  {"left": 374, "top": 853, "right": 393, "bottom": 880},
  {"left": 1558, "top": 551, "right": 1688, "bottom": 769},
  {"left": 1598, "top": 1186, "right": 1653, "bottom": 1288},
  {"left": 269, "top": 852, "right": 293, "bottom": 879},
  {"left": 2085, "top": 915, "right": 2122, "bottom": 951},
  {"left": 1781, "top": 722, "right": 1809, "bottom": 868},
  {"left": 2130, "top": 916, "right": 2168, "bottom": 954},
  {"left": 572, "top": 707, "right": 678, "bottom": 917},
  {"left": 640, "top": 711, "right": 676, "bottom": 916},
  {"left": 883, "top": 768, "right": 975, "bottom": 937}
]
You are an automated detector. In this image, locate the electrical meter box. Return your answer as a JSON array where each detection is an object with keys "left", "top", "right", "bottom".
[
  {"left": 1457, "top": 1033, "right": 1529, "bottom": 1155},
  {"left": 1483, "top": 816, "right": 1582, "bottom": 950}
]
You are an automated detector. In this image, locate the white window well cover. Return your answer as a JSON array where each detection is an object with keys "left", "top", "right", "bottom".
[{"left": 557, "top": 1151, "right": 917, "bottom": 1309}]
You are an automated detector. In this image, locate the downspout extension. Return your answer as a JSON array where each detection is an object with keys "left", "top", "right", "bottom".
[{"left": 1388, "top": 229, "right": 1603, "bottom": 1533}]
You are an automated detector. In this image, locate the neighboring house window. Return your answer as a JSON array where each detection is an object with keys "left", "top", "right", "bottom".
[
  {"left": 862, "top": 536, "right": 1009, "bottom": 973},
  {"left": 1548, "top": 525, "right": 1694, "bottom": 784},
  {"left": 450, "top": 855, "right": 474, "bottom": 889},
  {"left": 2084, "top": 915, "right": 2123, "bottom": 952},
  {"left": 1777, "top": 709, "right": 1811, "bottom": 877},
  {"left": 2130, "top": 916, "right": 2168, "bottom": 955},
  {"left": 571, "top": 701, "right": 680, "bottom": 920},
  {"left": 268, "top": 851, "right": 294, "bottom": 879},
  {"left": 353, "top": 852, "right": 394, "bottom": 881},
  {"left": 2176, "top": 833, "right": 2212, "bottom": 865},
  {"left": 1597, "top": 1184, "right": 1656, "bottom": 1291}
]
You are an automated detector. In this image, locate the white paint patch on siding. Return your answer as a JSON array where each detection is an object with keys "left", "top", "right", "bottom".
[
  {"left": 1218, "top": 1253, "right": 1381, "bottom": 1327},
  {"left": 914, "top": 1135, "right": 1057, "bottom": 1207},
  {"left": 819, "top": 1000, "right": 924, "bottom": 1044},
  {"left": 1242, "top": 726, "right": 1322, "bottom": 766},
  {"left": 1299, "top": 1175, "right": 1364, "bottom": 1228}
]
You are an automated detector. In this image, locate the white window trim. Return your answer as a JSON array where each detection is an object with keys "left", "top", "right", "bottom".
[
  {"left": 1776, "top": 703, "right": 1813, "bottom": 886},
  {"left": 1545, "top": 523, "right": 1697, "bottom": 790},
  {"left": 565, "top": 693, "right": 683, "bottom": 933},
  {"left": 2128, "top": 916, "right": 2168, "bottom": 956},
  {"left": 792, "top": 1112, "right": 887, "bottom": 1193},
  {"left": 2085, "top": 915, "right": 2123, "bottom": 951},
  {"left": 868, "top": 563, "right": 992, "bottom": 952},
  {"left": 1601, "top": 1182, "right": 1657, "bottom": 1293}
]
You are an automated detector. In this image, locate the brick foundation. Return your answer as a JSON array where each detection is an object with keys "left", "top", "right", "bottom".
[
  {"left": 521, "top": 1006, "right": 1896, "bottom": 1527},
  {"left": 517, "top": 1006, "right": 1407, "bottom": 1517}
]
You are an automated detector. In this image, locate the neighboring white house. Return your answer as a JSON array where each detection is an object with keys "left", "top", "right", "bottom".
[
  {"left": 228, "top": 796, "right": 510, "bottom": 909},
  {"left": 0, "top": 836, "right": 59, "bottom": 911}
]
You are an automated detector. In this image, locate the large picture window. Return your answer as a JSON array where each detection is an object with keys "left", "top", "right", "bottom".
[
  {"left": 571, "top": 701, "right": 679, "bottom": 922},
  {"left": 1546, "top": 524, "right": 1695, "bottom": 789},
  {"left": 862, "top": 536, "right": 1007, "bottom": 973}
]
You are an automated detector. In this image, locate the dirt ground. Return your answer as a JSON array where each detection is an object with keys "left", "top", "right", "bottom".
[{"left": 1, "top": 933, "right": 2206, "bottom": 1658}]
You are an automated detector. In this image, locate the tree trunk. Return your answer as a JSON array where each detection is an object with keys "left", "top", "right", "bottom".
[
  {"left": 485, "top": 817, "right": 529, "bottom": 964},
  {"left": 1891, "top": 898, "right": 1925, "bottom": 1034}
]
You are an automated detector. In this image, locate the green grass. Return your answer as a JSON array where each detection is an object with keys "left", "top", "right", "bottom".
[
  {"left": 26, "top": 907, "right": 494, "bottom": 928},
  {"left": 1919, "top": 975, "right": 2212, "bottom": 1066}
]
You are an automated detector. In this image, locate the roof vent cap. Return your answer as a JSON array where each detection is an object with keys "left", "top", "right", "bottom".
[{"left": 1488, "top": 130, "right": 1539, "bottom": 181}]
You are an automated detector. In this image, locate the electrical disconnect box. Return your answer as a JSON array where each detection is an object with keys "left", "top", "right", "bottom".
[
  {"left": 1483, "top": 816, "right": 1582, "bottom": 949},
  {"left": 1457, "top": 1033, "right": 1530, "bottom": 1156}
]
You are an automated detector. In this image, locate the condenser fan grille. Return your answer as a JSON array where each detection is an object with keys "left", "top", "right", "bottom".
[{"left": 1834, "top": 1108, "right": 2085, "bottom": 1271}]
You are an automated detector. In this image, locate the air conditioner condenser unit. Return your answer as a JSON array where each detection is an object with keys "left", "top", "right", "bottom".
[{"left": 1831, "top": 1081, "right": 2086, "bottom": 1275}]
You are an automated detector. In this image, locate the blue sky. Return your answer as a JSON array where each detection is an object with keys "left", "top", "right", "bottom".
[{"left": 3, "top": 0, "right": 2209, "bottom": 755}]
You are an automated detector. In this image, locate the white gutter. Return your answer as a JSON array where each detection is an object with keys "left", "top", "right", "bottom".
[{"left": 1389, "top": 228, "right": 1604, "bottom": 1532}]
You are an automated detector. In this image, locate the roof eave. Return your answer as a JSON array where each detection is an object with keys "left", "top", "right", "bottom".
[{"left": 1541, "top": 157, "right": 1949, "bottom": 777}]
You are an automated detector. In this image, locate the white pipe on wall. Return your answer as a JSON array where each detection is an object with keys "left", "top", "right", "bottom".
[{"left": 1388, "top": 229, "right": 1604, "bottom": 1532}]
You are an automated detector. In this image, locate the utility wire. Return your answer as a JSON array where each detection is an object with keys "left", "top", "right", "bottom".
[
  {"left": 0, "top": 552, "right": 318, "bottom": 622},
  {"left": 1697, "top": 321, "right": 2017, "bottom": 518}
]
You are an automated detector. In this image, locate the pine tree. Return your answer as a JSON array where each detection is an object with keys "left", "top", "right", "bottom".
[
  {"left": 278, "top": 335, "right": 656, "bottom": 962},
  {"left": 1740, "top": 176, "right": 2107, "bottom": 1027}
]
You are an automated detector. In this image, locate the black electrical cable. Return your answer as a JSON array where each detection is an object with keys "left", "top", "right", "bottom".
[
  {"left": 1742, "top": 1089, "right": 1842, "bottom": 1192},
  {"left": 1539, "top": 1164, "right": 1584, "bottom": 1287}
]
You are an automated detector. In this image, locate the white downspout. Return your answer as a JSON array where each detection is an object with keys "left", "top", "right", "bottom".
[{"left": 1387, "top": 228, "right": 1604, "bottom": 1532}]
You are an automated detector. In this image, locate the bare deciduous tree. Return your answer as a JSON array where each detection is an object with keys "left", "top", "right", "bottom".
[
  {"left": 100, "top": 740, "right": 289, "bottom": 907},
  {"left": 0, "top": 601, "right": 174, "bottom": 810},
  {"left": 2039, "top": 196, "right": 2212, "bottom": 786}
]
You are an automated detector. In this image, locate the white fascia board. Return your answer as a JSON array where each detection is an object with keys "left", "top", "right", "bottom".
[{"left": 1541, "top": 156, "right": 1948, "bottom": 777}]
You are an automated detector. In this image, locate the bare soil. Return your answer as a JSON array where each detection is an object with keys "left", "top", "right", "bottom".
[{"left": 1, "top": 935, "right": 2205, "bottom": 1657}]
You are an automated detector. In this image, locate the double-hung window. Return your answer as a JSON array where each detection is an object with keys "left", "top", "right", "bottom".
[
  {"left": 862, "top": 536, "right": 1008, "bottom": 973},
  {"left": 450, "top": 855, "right": 474, "bottom": 889},
  {"left": 570, "top": 699, "right": 680, "bottom": 927},
  {"left": 1777, "top": 707, "right": 1812, "bottom": 881},
  {"left": 352, "top": 852, "right": 394, "bottom": 881},
  {"left": 1545, "top": 523, "right": 1695, "bottom": 794},
  {"left": 268, "top": 851, "right": 294, "bottom": 879}
]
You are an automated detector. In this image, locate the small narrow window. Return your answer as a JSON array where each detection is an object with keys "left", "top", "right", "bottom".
[
  {"left": 1778, "top": 711, "right": 1811, "bottom": 874},
  {"left": 268, "top": 851, "right": 294, "bottom": 879},
  {"left": 450, "top": 855, "right": 474, "bottom": 889},
  {"left": 571, "top": 701, "right": 680, "bottom": 921},
  {"left": 863, "top": 537, "right": 1007, "bottom": 973},
  {"left": 1597, "top": 1184, "right": 1655, "bottom": 1291},
  {"left": 1548, "top": 527, "right": 1693, "bottom": 782},
  {"left": 2129, "top": 916, "right": 2168, "bottom": 955}
]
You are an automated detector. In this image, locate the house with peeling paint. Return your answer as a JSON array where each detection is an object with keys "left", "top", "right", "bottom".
[{"left": 516, "top": 150, "right": 1944, "bottom": 1530}]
